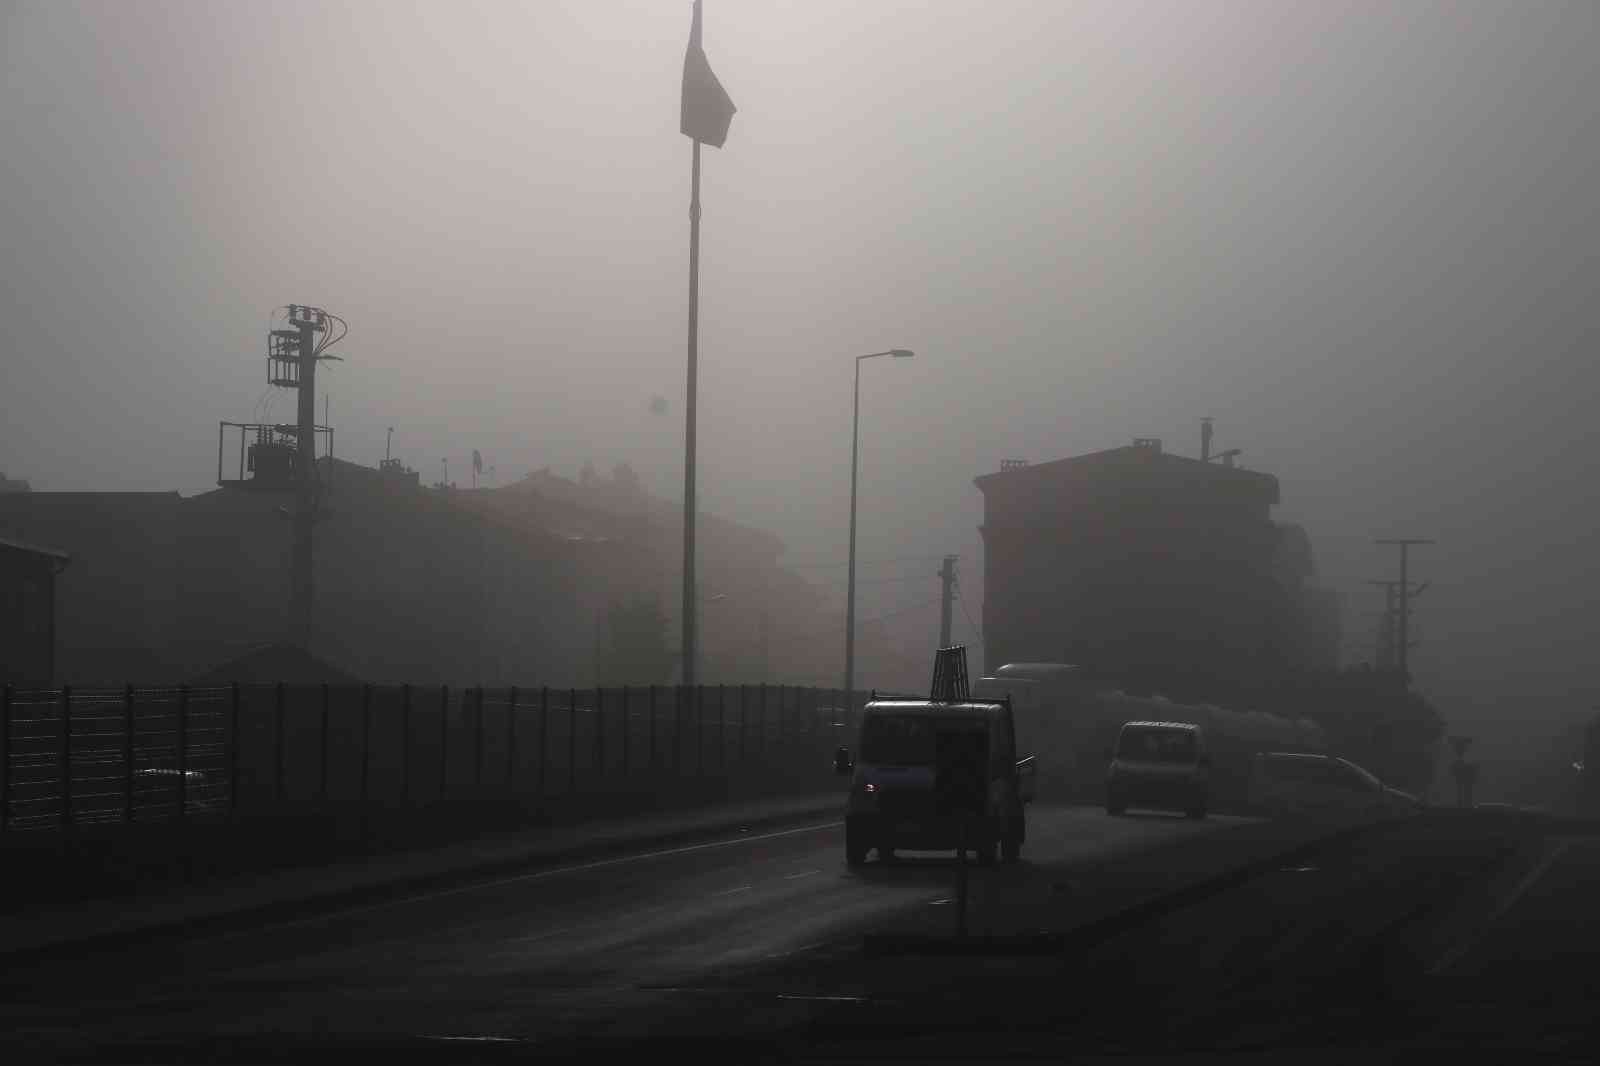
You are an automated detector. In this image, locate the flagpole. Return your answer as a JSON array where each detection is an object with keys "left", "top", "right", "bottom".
[{"left": 682, "top": 136, "right": 702, "bottom": 689}]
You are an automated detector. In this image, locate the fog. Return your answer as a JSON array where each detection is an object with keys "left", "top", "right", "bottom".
[{"left": 3, "top": 1, "right": 1597, "bottom": 764}]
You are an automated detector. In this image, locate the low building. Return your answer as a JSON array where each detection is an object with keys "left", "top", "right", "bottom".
[
  {"left": 0, "top": 493, "right": 181, "bottom": 683},
  {"left": 0, "top": 536, "right": 70, "bottom": 686}
]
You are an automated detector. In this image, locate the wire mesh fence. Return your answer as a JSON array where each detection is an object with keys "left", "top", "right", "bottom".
[{"left": 0, "top": 682, "right": 864, "bottom": 833}]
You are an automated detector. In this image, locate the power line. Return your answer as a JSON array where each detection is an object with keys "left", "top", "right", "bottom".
[{"left": 957, "top": 591, "right": 984, "bottom": 645}]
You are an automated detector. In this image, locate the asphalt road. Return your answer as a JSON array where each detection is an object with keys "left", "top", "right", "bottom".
[
  {"left": 0, "top": 802, "right": 1251, "bottom": 1062},
  {"left": 11, "top": 804, "right": 1591, "bottom": 1063}
]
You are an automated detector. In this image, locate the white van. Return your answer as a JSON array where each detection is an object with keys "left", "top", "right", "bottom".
[
  {"left": 834, "top": 697, "right": 1036, "bottom": 867},
  {"left": 1105, "top": 720, "right": 1210, "bottom": 819}
]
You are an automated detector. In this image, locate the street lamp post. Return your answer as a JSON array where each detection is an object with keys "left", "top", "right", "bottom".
[{"left": 845, "top": 349, "right": 915, "bottom": 713}]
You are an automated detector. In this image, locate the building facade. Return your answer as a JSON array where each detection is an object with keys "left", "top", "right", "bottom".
[
  {"left": 0, "top": 537, "right": 69, "bottom": 685},
  {"left": 974, "top": 440, "right": 1340, "bottom": 688}
]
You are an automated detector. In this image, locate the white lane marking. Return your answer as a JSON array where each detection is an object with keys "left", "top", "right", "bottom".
[
  {"left": 208, "top": 819, "right": 843, "bottom": 940},
  {"left": 421, "top": 1035, "right": 523, "bottom": 1043},
  {"left": 714, "top": 885, "right": 754, "bottom": 897},
  {"left": 1428, "top": 838, "right": 1572, "bottom": 977},
  {"left": 783, "top": 868, "right": 821, "bottom": 880}
]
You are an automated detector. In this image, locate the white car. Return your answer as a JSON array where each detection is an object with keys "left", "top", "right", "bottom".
[{"left": 1247, "top": 752, "right": 1421, "bottom": 819}]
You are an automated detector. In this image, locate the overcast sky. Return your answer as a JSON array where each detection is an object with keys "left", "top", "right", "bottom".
[{"left": 3, "top": 0, "right": 1597, "bottom": 757}]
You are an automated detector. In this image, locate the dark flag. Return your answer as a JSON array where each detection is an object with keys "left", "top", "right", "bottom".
[{"left": 681, "top": 0, "right": 736, "bottom": 147}]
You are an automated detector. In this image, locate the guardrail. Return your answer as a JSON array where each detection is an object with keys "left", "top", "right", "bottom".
[{"left": 0, "top": 683, "right": 864, "bottom": 833}]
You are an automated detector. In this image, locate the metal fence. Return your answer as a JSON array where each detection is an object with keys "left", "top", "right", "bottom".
[{"left": 0, "top": 683, "right": 863, "bottom": 833}]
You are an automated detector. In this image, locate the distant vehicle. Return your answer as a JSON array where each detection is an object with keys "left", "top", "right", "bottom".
[
  {"left": 1105, "top": 720, "right": 1211, "bottom": 818},
  {"left": 1246, "top": 752, "right": 1420, "bottom": 819},
  {"left": 970, "top": 676, "right": 1046, "bottom": 757},
  {"left": 834, "top": 696, "right": 1036, "bottom": 867},
  {"left": 982, "top": 662, "right": 1326, "bottom": 809}
]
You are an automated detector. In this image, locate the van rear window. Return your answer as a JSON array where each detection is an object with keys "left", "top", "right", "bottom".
[
  {"left": 1117, "top": 728, "right": 1197, "bottom": 763},
  {"left": 862, "top": 714, "right": 982, "bottom": 766}
]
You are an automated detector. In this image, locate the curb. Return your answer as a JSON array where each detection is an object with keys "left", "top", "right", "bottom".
[{"left": 0, "top": 796, "right": 844, "bottom": 964}]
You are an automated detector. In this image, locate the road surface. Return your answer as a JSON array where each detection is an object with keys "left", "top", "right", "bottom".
[
  {"left": 0, "top": 803, "right": 1249, "bottom": 1060},
  {"left": 8, "top": 805, "right": 1591, "bottom": 1061}
]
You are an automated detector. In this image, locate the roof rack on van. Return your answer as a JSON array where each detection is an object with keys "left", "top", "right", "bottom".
[{"left": 867, "top": 690, "right": 1011, "bottom": 711}]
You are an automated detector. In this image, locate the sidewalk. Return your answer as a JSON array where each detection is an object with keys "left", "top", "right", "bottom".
[{"left": 0, "top": 790, "right": 844, "bottom": 958}]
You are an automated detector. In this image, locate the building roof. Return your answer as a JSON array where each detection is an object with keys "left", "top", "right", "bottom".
[
  {"left": 0, "top": 535, "right": 71, "bottom": 564},
  {"left": 974, "top": 444, "right": 1280, "bottom": 504},
  {"left": 188, "top": 643, "right": 361, "bottom": 686},
  {"left": 499, "top": 466, "right": 788, "bottom": 561}
]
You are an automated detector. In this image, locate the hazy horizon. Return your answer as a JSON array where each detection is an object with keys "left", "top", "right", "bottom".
[{"left": 5, "top": 0, "right": 1598, "bottom": 770}]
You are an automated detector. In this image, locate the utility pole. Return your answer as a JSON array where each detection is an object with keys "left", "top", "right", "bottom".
[
  {"left": 291, "top": 308, "right": 320, "bottom": 650},
  {"left": 265, "top": 305, "right": 344, "bottom": 651},
  {"left": 1366, "top": 580, "right": 1400, "bottom": 670},
  {"left": 1375, "top": 539, "right": 1434, "bottom": 680},
  {"left": 938, "top": 555, "right": 959, "bottom": 648},
  {"left": 759, "top": 606, "right": 771, "bottom": 683}
]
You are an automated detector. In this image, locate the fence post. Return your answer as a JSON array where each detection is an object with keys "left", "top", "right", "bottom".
[
  {"left": 400, "top": 683, "right": 413, "bottom": 807},
  {"left": 758, "top": 683, "right": 767, "bottom": 758},
  {"left": 676, "top": 686, "right": 686, "bottom": 776},
  {"left": 1, "top": 684, "right": 11, "bottom": 831},
  {"left": 438, "top": 685, "right": 450, "bottom": 802},
  {"left": 648, "top": 685, "right": 657, "bottom": 772},
  {"left": 696, "top": 685, "right": 704, "bottom": 777},
  {"left": 568, "top": 688, "right": 578, "bottom": 795},
  {"left": 274, "top": 680, "right": 286, "bottom": 804},
  {"left": 506, "top": 686, "right": 519, "bottom": 792},
  {"left": 621, "top": 686, "right": 630, "bottom": 775},
  {"left": 58, "top": 685, "right": 72, "bottom": 829},
  {"left": 228, "top": 682, "right": 240, "bottom": 821},
  {"left": 319, "top": 682, "right": 331, "bottom": 804},
  {"left": 123, "top": 684, "right": 136, "bottom": 824},
  {"left": 740, "top": 685, "right": 748, "bottom": 762},
  {"left": 177, "top": 684, "right": 190, "bottom": 820},
  {"left": 359, "top": 684, "right": 373, "bottom": 809},
  {"left": 594, "top": 687, "right": 605, "bottom": 783},
  {"left": 718, "top": 685, "right": 726, "bottom": 770},
  {"left": 474, "top": 686, "right": 485, "bottom": 791},
  {"left": 539, "top": 686, "right": 549, "bottom": 796}
]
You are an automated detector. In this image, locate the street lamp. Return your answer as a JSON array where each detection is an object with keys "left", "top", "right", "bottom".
[{"left": 844, "top": 349, "right": 915, "bottom": 712}]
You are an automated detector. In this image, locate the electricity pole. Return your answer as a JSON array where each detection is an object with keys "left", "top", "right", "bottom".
[
  {"left": 291, "top": 308, "right": 320, "bottom": 650},
  {"left": 1375, "top": 539, "right": 1434, "bottom": 680},
  {"left": 1366, "top": 580, "right": 1400, "bottom": 670},
  {"left": 938, "top": 555, "right": 959, "bottom": 648}
]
